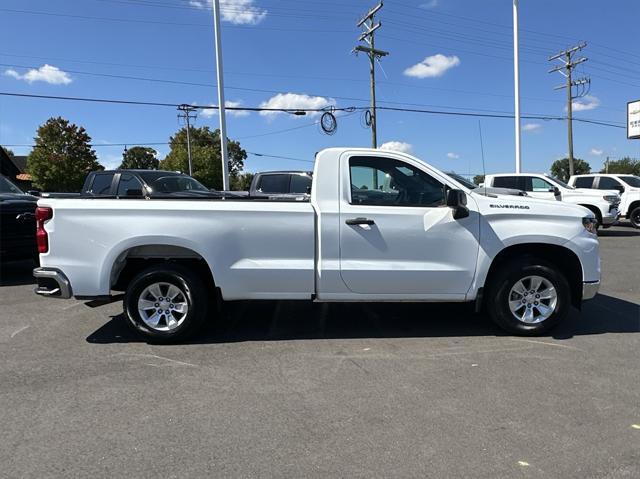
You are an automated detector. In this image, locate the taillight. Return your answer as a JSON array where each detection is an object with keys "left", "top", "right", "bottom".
[{"left": 36, "top": 207, "right": 53, "bottom": 254}]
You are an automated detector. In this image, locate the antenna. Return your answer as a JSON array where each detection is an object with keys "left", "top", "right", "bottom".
[{"left": 478, "top": 120, "right": 487, "bottom": 192}]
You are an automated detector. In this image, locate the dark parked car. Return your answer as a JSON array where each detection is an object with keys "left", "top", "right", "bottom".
[
  {"left": 245, "top": 171, "right": 313, "bottom": 199},
  {"left": 81, "top": 170, "right": 233, "bottom": 199},
  {"left": 0, "top": 175, "right": 38, "bottom": 263}
]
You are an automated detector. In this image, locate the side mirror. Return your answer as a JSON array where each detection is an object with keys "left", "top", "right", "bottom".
[
  {"left": 446, "top": 189, "right": 469, "bottom": 219},
  {"left": 553, "top": 186, "right": 561, "bottom": 198},
  {"left": 616, "top": 185, "right": 625, "bottom": 193},
  {"left": 27, "top": 189, "right": 41, "bottom": 197}
]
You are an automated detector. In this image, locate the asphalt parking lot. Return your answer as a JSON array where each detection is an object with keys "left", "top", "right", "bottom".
[{"left": 1, "top": 224, "right": 639, "bottom": 478}]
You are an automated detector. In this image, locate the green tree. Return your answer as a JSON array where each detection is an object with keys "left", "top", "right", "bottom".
[
  {"left": 473, "top": 174, "right": 485, "bottom": 185},
  {"left": 159, "top": 126, "right": 246, "bottom": 190},
  {"left": 231, "top": 172, "right": 254, "bottom": 191},
  {"left": 27, "top": 117, "right": 102, "bottom": 192},
  {"left": 601, "top": 157, "right": 640, "bottom": 176},
  {"left": 550, "top": 158, "right": 591, "bottom": 182},
  {"left": 119, "top": 146, "right": 159, "bottom": 170}
]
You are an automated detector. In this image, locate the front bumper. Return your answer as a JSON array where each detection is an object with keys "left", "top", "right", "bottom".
[
  {"left": 33, "top": 267, "right": 72, "bottom": 299},
  {"left": 601, "top": 206, "right": 620, "bottom": 225},
  {"left": 582, "top": 280, "right": 600, "bottom": 301}
]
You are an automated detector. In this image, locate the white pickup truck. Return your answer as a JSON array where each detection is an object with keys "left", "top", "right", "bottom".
[
  {"left": 568, "top": 174, "right": 640, "bottom": 229},
  {"left": 34, "top": 148, "right": 601, "bottom": 342},
  {"left": 483, "top": 173, "right": 621, "bottom": 229}
]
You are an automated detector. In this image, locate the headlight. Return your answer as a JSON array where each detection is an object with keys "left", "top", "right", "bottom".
[
  {"left": 603, "top": 195, "right": 619, "bottom": 204},
  {"left": 582, "top": 216, "right": 598, "bottom": 234}
]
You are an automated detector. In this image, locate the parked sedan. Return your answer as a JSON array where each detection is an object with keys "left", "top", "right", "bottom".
[{"left": 0, "top": 175, "right": 37, "bottom": 263}]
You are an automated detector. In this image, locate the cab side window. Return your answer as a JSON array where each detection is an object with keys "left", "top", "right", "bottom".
[
  {"left": 597, "top": 177, "right": 622, "bottom": 191},
  {"left": 117, "top": 173, "right": 144, "bottom": 197},
  {"left": 574, "top": 177, "right": 594, "bottom": 188},
  {"left": 349, "top": 156, "right": 445, "bottom": 207},
  {"left": 88, "top": 173, "right": 115, "bottom": 196},
  {"left": 531, "top": 177, "right": 554, "bottom": 192},
  {"left": 493, "top": 176, "right": 523, "bottom": 190}
]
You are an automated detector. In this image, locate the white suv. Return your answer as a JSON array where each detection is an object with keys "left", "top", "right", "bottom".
[
  {"left": 568, "top": 174, "right": 640, "bottom": 229},
  {"left": 484, "top": 173, "right": 621, "bottom": 228}
]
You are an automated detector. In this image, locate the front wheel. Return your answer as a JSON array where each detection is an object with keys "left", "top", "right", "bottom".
[
  {"left": 123, "top": 264, "right": 209, "bottom": 343},
  {"left": 629, "top": 206, "right": 640, "bottom": 229},
  {"left": 486, "top": 259, "right": 571, "bottom": 336}
]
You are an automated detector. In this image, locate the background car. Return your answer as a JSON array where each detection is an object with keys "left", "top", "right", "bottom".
[{"left": 0, "top": 175, "right": 38, "bottom": 263}]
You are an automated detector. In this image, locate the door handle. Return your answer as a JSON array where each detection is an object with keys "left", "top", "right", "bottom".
[{"left": 345, "top": 217, "right": 375, "bottom": 226}]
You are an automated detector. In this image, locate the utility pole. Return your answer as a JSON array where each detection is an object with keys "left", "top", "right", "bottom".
[
  {"left": 605, "top": 156, "right": 609, "bottom": 173},
  {"left": 512, "top": 0, "right": 521, "bottom": 173},
  {"left": 549, "top": 42, "right": 589, "bottom": 177},
  {"left": 212, "top": 0, "right": 230, "bottom": 190},
  {"left": 177, "top": 104, "right": 197, "bottom": 176},
  {"left": 354, "top": 2, "right": 388, "bottom": 149}
]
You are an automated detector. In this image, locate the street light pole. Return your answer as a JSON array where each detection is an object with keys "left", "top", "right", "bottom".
[
  {"left": 513, "top": 0, "right": 522, "bottom": 173},
  {"left": 212, "top": 0, "right": 230, "bottom": 190}
]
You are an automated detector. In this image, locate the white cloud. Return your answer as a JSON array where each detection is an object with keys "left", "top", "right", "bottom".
[
  {"left": 420, "top": 0, "right": 439, "bottom": 8},
  {"left": 4, "top": 64, "right": 72, "bottom": 85},
  {"left": 571, "top": 95, "right": 600, "bottom": 112},
  {"left": 590, "top": 148, "right": 604, "bottom": 156},
  {"left": 189, "top": 0, "right": 267, "bottom": 25},
  {"left": 404, "top": 54, "right": 460, "bottom": 79},
  {"left": 522, "top": 123, "right": 541, "bottom": 132},
  {"left": 199, "top": 100, "right": 249, "bottom": 118},
  {"left": 379, "top": 141, "right": 413, "bottom": 154},
  {"left": 259, "top": 93, "right": 335, "bottom": 117},
  {"left": 447, "top": 152, "right": 460, "bottom": 159}
]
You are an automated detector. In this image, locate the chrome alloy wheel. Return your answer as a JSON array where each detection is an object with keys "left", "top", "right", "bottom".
[
  {"left": 508, "top": 275, "right": 558, "bottom": 324},
  {"left": 137, "top": 282, "right": 189, "bottom": 331}
]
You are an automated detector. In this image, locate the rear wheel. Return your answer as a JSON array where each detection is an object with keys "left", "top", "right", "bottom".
[
  {"left": 123, "top": 264, "right": 209, "bottom": 342},
  {"left": 629, "top": 206, "right": 640, "bottom": 229},
  {"left": 486, "top": 259, "right": 571, "bottom": 335}
]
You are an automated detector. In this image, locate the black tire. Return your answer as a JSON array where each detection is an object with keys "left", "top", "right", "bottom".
[
  {"left": 123, "top": 264, "right": 209, "bottom": 343},
  {"left": 629, "top": 206, "right": 640, "bottom": 229},
  {"left": 486, "top": 258, "right": 571, "bottom": 336}
]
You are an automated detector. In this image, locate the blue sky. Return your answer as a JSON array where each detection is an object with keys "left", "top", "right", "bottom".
[{"left": 1, "top": 0, "right": 639, "bottom": 177}]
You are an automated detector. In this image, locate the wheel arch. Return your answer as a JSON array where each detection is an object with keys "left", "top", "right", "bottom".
[
  {"left": 107, "top": 243, "right": 217, "bottom": 298},
  {"left": 483, "top": 243, "right": 584, "bottom": 308},
  {"left": 578, "top": 204, "right": 602, "bottom": 224},
  {"left": 627, "top": 200, "right": 640, "bottom": 217}
]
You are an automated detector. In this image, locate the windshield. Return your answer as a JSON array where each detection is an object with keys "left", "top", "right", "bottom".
[
  {"left": 139, "top": 172, "right": 209, "bottom": 193},
  {"left": 0, "top": 176, "right": 25, "bottom": 194},
  {"left": 618, "top": 175, "right": 640, "bottom": 188},
  {"left": 445, "top": 172, "right": 477, "bottom": 189}
]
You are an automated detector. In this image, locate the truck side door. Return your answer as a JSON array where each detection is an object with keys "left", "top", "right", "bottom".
[{"left": 338, "top": 154, "right": 480, "bottom": 297}]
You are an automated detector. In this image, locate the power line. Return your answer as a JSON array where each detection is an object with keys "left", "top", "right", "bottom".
[{"left": 0, "top": 91, "right": 624, "bottom": 129}]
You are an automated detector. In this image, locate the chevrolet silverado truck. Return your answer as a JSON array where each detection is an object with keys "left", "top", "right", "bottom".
[
  {"left": 483, "top": 172, "right": 620, "bottom": 229},
  {"left": 568, "top": 174, "right": 640, "bottom": 229},
  {"left": 33, "top": 148, "right": 601, "bottom": 342}
]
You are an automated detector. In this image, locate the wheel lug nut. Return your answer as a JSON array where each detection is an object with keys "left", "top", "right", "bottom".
[
  {"left": 157, "top": 308, "right": 162, "bottom": 313},
  {"left": 158, "top": 297, "right": 163, "bottom": 301},
  {"left": 535, "top": 294, "right": 540, "bottom": 298},
  {"left": 170, "top": 304, "right": 174, "bottom": 308},
  {"left": 154, "top": 303, "right": 159, "bottom": 307},
  {"left": 534, "top": 301, "right": 538, "bottom": 305}
]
